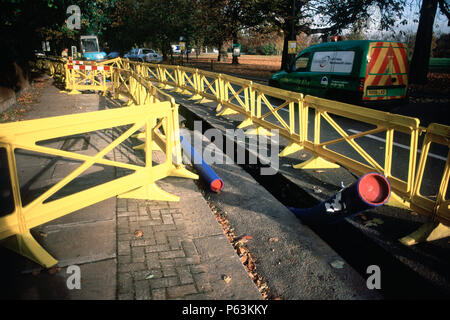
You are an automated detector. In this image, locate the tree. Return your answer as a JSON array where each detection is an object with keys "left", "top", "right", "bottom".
[
  {"left": 198, "top": 0, "right": 264, "bottom": 63},
  {"left": 256, "top": 0, "right": 406, "bottom": 71},
  {"left": 409, "top": 0, "right": 449, "bottom": 84}
]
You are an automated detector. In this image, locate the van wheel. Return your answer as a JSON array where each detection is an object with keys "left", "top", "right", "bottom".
[{"left": 268, "top": 79, "right": 280, "bottom": 88}]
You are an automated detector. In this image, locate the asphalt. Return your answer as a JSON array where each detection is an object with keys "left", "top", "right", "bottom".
[{"left": 0, "top": 73, "right": 389, "bottom": 300}]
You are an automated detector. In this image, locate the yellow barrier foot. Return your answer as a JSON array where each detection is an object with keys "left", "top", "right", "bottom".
[
  {"left": 1, "top": 232, "right": 58, "bottom": 268},
  {"left": 131, "top": 132, "right": 146, "bottom": 140},
  {"left": 68, "top": 90, "right": 81, "bottom": 95},
  {"left": 133, "top": 143, "right": 145, "bottom": 150},
  {"left": 188, "top": 94, "right": 203, "bottom": 101},
  {"left": 180, "top": 90, "right": 193, "bottom": 96},
  {"left": 399, "top": 222, "right": 450, "bottom": 246},
  {"left": 217, "top": 107, "right": 239, "bottom": 116},
  {"left": 279, "top": 143, "right": 304, "bottom": 157},
  {"left": 293, "top": 156, "right": 340, "bottom": 169},
  {"left": 132, "top": 141, "right": 164, "bottom": 151},
  {"left": 245, "top": 127, "right": 274, "bottom": 136},
  {"left": 386, "top": 191, "right": 410, "bottom": 210},
  {"left": 195, "top": 98, "right": 214, "bottom": 104},
  {"left": 237, "top": 118, "right": 253, "bottom": 129},
  {"left": 170, "top": 166, "right": 199, "bottom": 180},
  {"left": 171, "top": 87, "right": 184, "bottom": 93},
  {"left": 118, "top": 183, "right": 180, "bottom": 202}
]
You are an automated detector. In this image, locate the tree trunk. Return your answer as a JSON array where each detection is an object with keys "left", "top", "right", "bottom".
[
  {"left": 410, "top": 0, "right": 438, "bottom": 84},
  {"left": 232, "top": 32, "right": 239, "bottom": 65},
  {"left": 281, "top": 30, "right": 293, "bottom": 71}
]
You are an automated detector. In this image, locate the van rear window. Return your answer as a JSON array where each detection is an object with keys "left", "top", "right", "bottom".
[{"left": 311, "top": 51, "right": 355, "bottom": 73}]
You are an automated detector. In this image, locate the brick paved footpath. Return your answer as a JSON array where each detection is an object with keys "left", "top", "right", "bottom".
[{"left": 113, "top": 133, "right": 261, "bottom": 300}]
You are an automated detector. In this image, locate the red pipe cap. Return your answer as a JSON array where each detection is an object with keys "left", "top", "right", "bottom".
[
  {"left": 358, "top": 173, "right": 391, "bottom": 205},
  {"left": 210, "top": 179, "right": 224, "bottom": 193}
]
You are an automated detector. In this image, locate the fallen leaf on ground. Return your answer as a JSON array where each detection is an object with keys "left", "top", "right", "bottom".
[
  {"left": 38, "top": 231, "right": 48, "bottom": 238},
  {"left": 32, "top": 269, "right": 41, "bottom": 276},
  {"left": 315, "top": 170, "right": 325, "bottom": 173},
  {"left": 330, "top": 260, "right": 345, "bottom": 269},
  {"left": 47, "top": 266, "right": 61, "bottom": 275},
  {"left": 222, "top": 275, "right": 232, "bottom": 284},
  {"left": 269, "top": 237, "right": 279, "bottom": 242},
  {"left": 364, "top": 218, "right": 384, "bottom": 227},
  {"left": 134, "top": 230, "right": 144, "bottom": 238},
  {"left": 236, "top": 235, "right": 253, "bottom": 245},
  {"left": 358, "top": 214, "right": 367, "bottom": 221},
  {"left": 240, "top": 255, "right": 248, "bottom": 264},
  {"left": 145, "top": 274, "right": 154, "bottom": 280}
]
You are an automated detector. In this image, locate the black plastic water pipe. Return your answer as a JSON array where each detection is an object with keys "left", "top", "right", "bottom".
[{"left": 288, "top": 172, "right": 391, "bottom": 224}]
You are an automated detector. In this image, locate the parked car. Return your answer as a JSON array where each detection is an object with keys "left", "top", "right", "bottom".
[
  {"left": 106, "top": 51, "right": 121, "bottom": 59},
  {"left": 34, "top": 50, "right": 46, "bottom": 58},
  {"left": 124, "top": 48, "right": 163, "bottom": 63},
  {"left": 269, "top": 40, "right": 409, "bottom": 106}
]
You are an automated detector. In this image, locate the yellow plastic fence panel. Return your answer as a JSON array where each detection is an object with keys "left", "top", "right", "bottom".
[
  {"left": 249, "top": 82, "right": 305, "bottom": 143},
  {"left": 65, "top": 63, "right": 112, "bottom": 93},
  {"left": 411, "top": 123, "right": 450, "bottom": 226},
  {"left": 0, "top": 103, "right": 197, "bottom": 267},
  {"left": 112, "top": 68, "right": 164, "bottom": 106},
  {"left": 159, "top": 64, "right": 182, "bottom": 90},
  {"left": 195, "top": 69, "right": 222, "bottom": 103},
  {"left": 135, "top": 61, "right": 160, "bottom": 82},
  {"left": 177, "top": 66, "right": 201, "bottom": 98},
  {"left": 111, "top": 67, "right": 186, "bottom": 166},
  {"left": 302, "top": 95, "right": 420, "bottom": 200},
  {"left": 98, "top": 57, "right": 123, "bottom": 69},
  {"left": 36, "top": 57, "right": 66, "bottom": 82}
]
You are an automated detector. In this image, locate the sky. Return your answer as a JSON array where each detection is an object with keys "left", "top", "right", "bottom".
[{"left": 358, "top": 3, "right": 450, "bottom": 40}]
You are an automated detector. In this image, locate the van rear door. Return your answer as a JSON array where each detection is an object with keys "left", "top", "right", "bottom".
[{"left": 363, "top": 42, "right": 408, "bottom": 101}]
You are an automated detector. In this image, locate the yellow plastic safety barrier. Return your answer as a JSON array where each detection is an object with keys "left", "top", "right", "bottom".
[
  {"left": 410, "top": 123, "right": 450, "bottom": 224},
  {"left": 34, "top": 57, "right": 450, "bottom": 228},
  {"left": 0, "top": 102, "right": 197, "bottom": 268},
  {"left": 65, "top": 63, "right": 112, "bottom": 94},
  {"left": 34, "top": 57, "right": 66, "bottom": 82},
  {"left": 301, "top": 95, "right": 421, "bottom": 205}
]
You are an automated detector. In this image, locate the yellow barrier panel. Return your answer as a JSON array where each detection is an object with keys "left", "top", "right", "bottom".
[
  {"left": 111, "top": 67, "right": 188, "bottom": 166},
  {"left": 410, "top": 123, "right": 450, "bottom": 224},
  {"left": 0, "top": 103, "right": 197, "bottom": 268},
  {"left": 35, "top": 57, "right": 66, "bottom": 82},
  {"left": 301, "top": 95, "right": 420, "bottom": 203},
  {"left": 65, "top": 63, "right": 112, "bottom": 94}
]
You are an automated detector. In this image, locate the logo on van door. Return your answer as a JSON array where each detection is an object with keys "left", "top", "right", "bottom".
[
  {"left": 321, "top": 76, "right": 329, "bottom": 86},
  {"left": 311, "top": 51, "right": 355, "bottom": 73}
]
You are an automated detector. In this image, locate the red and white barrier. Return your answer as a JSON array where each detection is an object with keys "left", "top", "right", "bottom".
[{"left": 67, "top": 65, "right": 111, "bottom": 71}]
